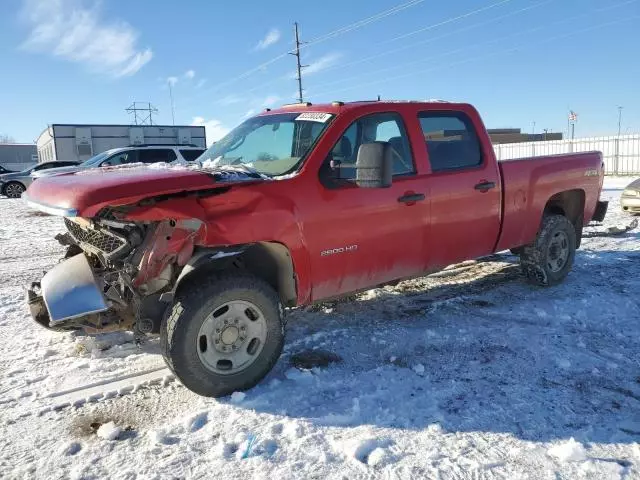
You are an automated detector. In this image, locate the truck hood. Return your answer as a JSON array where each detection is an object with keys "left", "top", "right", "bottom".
[{"left": 24, "top": 164, "right": 269, "bottom": 217}]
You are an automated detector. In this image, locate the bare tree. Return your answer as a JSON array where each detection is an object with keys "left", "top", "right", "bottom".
[{"left": 0, "top": 134, "right": 16, "bottom": 144}]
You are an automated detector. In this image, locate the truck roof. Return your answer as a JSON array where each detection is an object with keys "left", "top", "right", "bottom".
[{"left": 262, "top": 100, "right": 469, "bottom": 117}]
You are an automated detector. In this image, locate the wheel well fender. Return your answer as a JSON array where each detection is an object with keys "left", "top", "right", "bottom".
[
  {"left": 170, "top": 242, "right": 297, "bottom": 307},
  {"left": 3, "top": 180, "right": 26, "bottom": 190},
  {"left": 543, "top": 189, "right": 585, "bottom": 247}
]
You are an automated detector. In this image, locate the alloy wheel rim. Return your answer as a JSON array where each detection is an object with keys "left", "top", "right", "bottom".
[{"left": 5, "top": 184, "right": 24, "bottom": 198}]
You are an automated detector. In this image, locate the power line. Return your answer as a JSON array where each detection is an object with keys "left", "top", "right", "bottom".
[
  {"left": 308, "top": 0, "right": 639, "bottom": 98},
  {"left": 303, "top": 0, "right": 426, "bottom": 47},
  {"left": 175, "top": 0, "right": 427, "bottom": 111},
  {"left": 379, "top": 0, "right": 513, "bottom": 45},
  {"left": 308, "top": 13, "right": 640, "bottom": 100},
  {"left": 250, "top": 0, "right": 522, "bottom": 96},
  {"left": 310, "top": 0, "right": 555, "bottom": 90}
]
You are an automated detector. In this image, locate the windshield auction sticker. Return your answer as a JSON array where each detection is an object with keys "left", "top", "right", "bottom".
[{"left": 295, "top": 113, "right": 333, "bottom": 123}]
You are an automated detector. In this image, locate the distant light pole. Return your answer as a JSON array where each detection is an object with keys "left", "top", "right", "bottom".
[
  {"left": 543, "top": 128, "right": 549, "bottom": 141},
  {"left": 168, "top": 81, "right": 176, "bottom": 126},
  {"left": 617, "top": 106, "right": 623, "bottom": 137}
]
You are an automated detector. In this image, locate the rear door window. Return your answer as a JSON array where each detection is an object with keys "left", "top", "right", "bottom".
[
  {"left": 418, "top": 112, "right": 482, "bottom": 172},
  {"left": 139, "top": 149, "right": 177, "bottom": 164},
  {"left": 102, "top": 150, "right": 138, "bottom": 166},
  {"left": 179, "top": 149, "right": 204, "bottom": 161}
]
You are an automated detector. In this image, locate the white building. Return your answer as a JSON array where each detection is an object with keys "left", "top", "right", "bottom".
[
  {"left": 36, "top": 124, "right": 206, "bottom": 163},
  {"left": 0, "top": 144, "right": 39, "bottom": 171}
]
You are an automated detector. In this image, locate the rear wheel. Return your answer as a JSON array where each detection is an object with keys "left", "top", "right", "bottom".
[
  {"left": 520, "top": 214, "right": 576, "bottom": 286},
  {"left": 161, "top": 273, "right": 284, "bottom": 397},
  {"left": 3, "top": 182, "right": 25, "bottom": 198}
]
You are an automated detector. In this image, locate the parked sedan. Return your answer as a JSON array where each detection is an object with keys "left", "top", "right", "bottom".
[
  {"left": 621, "top": 178, "right": 640, "bottom": 214},
  {"left": 0, "top": 165, "right": 15, "bottom": 175},
  {"left": 0, "top": 161, "right": 79, "bottom": 198}
]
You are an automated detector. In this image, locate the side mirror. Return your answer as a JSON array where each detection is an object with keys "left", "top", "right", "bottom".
[{"left": 355, "top": 142, "right": 393, "bottom": 188}]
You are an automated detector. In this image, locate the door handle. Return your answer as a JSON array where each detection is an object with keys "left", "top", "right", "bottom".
[
  {"left": 398, "top": 193, "right": 426, "bottom": 203},
  {"left": 474, "top": 181, "right": 496, "bottom": 192}
]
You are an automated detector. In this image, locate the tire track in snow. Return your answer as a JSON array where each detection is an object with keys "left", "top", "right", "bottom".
[{"left": 39, "top": 366, "right": 174, "bottom": 413}]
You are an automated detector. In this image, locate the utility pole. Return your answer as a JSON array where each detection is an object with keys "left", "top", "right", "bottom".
[
  {"left": 543, "top": 128, "right": 548, "bottom": 140},
  {"left": 126, "top": 102, "right": 158, "bottom": 126},
  {"left": 168, "top": 81, "right": 176, "bottom": 126},
  {"left": 290, "top": 22, "right": 307, "bottom": 103},
  {"left": 617, "top": 106, "right": 623, "bottom": 137}
]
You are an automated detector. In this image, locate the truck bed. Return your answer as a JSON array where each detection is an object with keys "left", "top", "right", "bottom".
[{"left": 495, "top": 151, "right": 604, "bottom": 252}]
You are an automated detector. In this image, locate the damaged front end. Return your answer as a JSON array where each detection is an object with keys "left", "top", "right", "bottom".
[{"left": 27, "top": 212, "right": 202, "bottom": 335}]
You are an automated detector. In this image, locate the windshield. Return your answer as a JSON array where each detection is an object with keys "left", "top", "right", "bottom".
[
  {"left": 198, "top": 112, "right": 333, "bottom": 176},
  {"left": 80, "top": 150, "right": 114, "bottom": 167}
]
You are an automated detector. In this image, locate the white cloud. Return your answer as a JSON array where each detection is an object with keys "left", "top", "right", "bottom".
[
  {"left": 255, "top": 28, "right": 280, "bottom": 50},
  {"left": 184, "top": 69, "right": 195, "bottom": 80},
  {"left": 305, "top": 53, "right": 342, "bottom": 76},
  {"left": 167, "top": 76, "right": 178, "bottom": 87},
  {"left": 262, "top": 95, "right": 281, "bottom": 107},
  {"left": 20, "top": 0, "right": 153, "bottom": 77},
  {"left": 196, "top": 79, "right": 207, "bottom": 88},
  {"left": 191, "top": 116, "right": 230, "bottom": 145}
]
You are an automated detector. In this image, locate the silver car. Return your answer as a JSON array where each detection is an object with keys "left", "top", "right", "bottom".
[
  {"left": 0, "top": 161, "right": 79, "bottom": 198},
  {"left": 621, "top": 178, "right": 640, "bottom": 214}
]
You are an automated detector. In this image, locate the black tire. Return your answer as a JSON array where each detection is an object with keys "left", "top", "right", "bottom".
[
  {"left": 520, "top": 214, "right": 576, "bottom": 286},
  {"left": 3, "top": 181, "right": 25, "bottom": 198},
  {"left": 161, "top": 273, "right": 284, "bottom": 397}
]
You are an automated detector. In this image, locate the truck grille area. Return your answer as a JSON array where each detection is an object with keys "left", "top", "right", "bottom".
[{"left": 64, "top": 218, "right": 127, "bottom": 255}]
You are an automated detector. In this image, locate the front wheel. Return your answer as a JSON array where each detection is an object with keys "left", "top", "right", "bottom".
[
  {"left": 161, "top": 273, "right": 284, "bottom": 397},
  {"left": 520, "top": 214, "right": 577, "bottom": 286},
  {"left": 3, "top": 182, "right": 25, "bottom": 198}
]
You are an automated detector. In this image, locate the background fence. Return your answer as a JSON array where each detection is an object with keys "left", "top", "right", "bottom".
[{"left": 493, "top": 134, "right": 640, "bottom": 175}]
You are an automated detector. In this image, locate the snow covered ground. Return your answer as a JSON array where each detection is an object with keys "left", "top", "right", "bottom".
[{"left": 1, "top": 177, "right": 639, "bottom": 479}]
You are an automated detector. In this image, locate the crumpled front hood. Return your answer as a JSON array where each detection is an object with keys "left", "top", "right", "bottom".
[{"left": 24, "top": 163, "right": 268, "bottom": 217}]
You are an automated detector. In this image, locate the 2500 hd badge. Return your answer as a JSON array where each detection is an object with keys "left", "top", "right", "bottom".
[{"left": 320, "top": 245, "right": 358, "bottom": 256}]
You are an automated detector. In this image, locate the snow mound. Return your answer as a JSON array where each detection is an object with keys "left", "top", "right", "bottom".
[
  {"left": 285, "top": 368, "right": 314, "bottom": 382},
  {"left": 183, "top": 411, "right": 208, "bottom": 432},
  {"left": 230, "top": 391, "right": 246, "bottom": 404},
  {"left": 412, "top": 363, "right": 425, "bottom": 376},
  {"left": 547, "top": 438, "right": 587, "bottom": 462},
  {"left": 367, "top": 447, "right": 393, "bottom": 466},
  {"left": 343, "top": 437, "right": 393, "bottom": 465},
  {"left": 57, "top": 441, "right": 82, "bottom": 456},
  {"left": 96, "top": 421, "right": 121, "bottom": 441}
]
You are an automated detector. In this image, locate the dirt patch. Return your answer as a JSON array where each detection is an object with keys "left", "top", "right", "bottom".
[
  {"left": 290, "top": 349, "right": 343, "bottom": 369},
  {"left": 68, "top": 407, "right": 140, "bottom": 439},
  {"left": 24, "top": 211, "right": 51, "bottom": 218}
]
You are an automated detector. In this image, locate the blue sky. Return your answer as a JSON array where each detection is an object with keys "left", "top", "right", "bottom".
[{"left": 1, "top": 0, "right": 639, "bottom": 144}]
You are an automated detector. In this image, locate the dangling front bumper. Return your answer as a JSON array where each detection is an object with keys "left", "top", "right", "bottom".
[{"left": 26, "top": 254, "right": 109, "bottom": 330}]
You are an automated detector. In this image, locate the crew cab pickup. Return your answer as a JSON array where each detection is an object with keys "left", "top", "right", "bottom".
[{"left": 23, "top": 100, "right": 608, "bottom": 397}]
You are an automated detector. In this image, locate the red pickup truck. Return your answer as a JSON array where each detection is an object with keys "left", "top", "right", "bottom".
[{"left": 24, "top": 100, "right": 608, "bottom": 397}]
